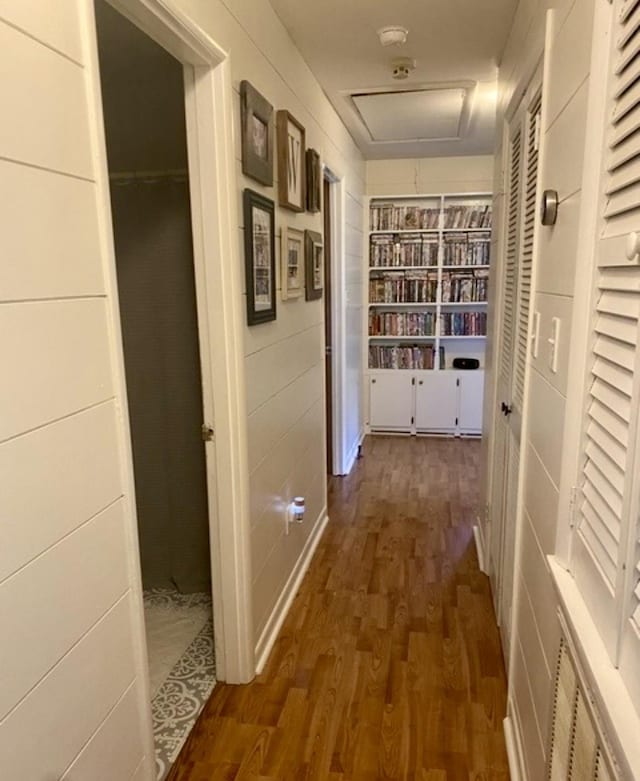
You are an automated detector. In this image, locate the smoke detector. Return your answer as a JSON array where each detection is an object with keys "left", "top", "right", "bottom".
[
  {"left": 377, "top": 25, "right": 408, "bottom": 47},
  {"left": 391, "top": 57, "right": 416, "bottom": 80}
]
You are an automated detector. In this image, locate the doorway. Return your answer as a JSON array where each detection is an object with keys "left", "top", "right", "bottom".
[
  {"left": 95, "top": 2, "right": 215, "bottom": 776},
  {"left": 323, "top": 176, "right": 334, "bottom": 475}
]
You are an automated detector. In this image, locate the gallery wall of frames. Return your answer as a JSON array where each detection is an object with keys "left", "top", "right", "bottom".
[{"left": 240, "top": 81, "right": 323, "bottom": 326}]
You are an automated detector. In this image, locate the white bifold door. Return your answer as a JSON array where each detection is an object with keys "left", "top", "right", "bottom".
[{"left": 490, "top": 83, "right": 543, "bottom": 658}]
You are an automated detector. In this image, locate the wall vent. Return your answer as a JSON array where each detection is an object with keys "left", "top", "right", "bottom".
[{"left": 547, "top": 619, "right": 619, "bottom": 780}]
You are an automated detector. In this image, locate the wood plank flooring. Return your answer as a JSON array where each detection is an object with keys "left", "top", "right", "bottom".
[{"left": 167, "top": 436, "right": 509, "bottom": 781}]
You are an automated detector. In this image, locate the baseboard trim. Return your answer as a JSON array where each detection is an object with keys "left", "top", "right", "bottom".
[
  {"left": 254, "top": 508, "right": 329, "bottom": 674},
  {"left": 504, "top": 700, "right": 527, "bottom": 781},
  {"left": 473, "top": 524, "right": 488, "bottom": 574},
  {"left": 343, "top": 430, "right": 365, "bottom": 475}
]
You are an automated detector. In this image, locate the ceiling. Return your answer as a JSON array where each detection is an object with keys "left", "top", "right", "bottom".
[{"left": 268, "top": 0, "right": 518, "bottom": 159}]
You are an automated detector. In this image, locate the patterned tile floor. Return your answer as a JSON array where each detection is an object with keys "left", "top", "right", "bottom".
[{"left": 143, "top": 589, "right": 216, "bottom": 780}]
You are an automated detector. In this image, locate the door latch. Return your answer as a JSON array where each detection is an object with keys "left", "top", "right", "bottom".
[{"left": 201, "top": 424, "right": 215, "bottom": 442}]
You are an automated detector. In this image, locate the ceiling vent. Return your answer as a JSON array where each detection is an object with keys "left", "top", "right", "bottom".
[{"left": 351, "top": 87, "right": 468, "bottom": 143}]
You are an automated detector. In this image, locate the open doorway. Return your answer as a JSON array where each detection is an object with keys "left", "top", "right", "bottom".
[
  {"left": 95, "top": 2, "right": 215, "bottom": 776},
  {"left": 323, "top": 176, "right": 334, "bottom": 475}
]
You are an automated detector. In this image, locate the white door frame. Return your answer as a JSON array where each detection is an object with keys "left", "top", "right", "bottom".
[
  {"left": 323, "top": 165, "right": 349, "bottom": 475},
  {"left": 86, "top": 0, "right": 254, "bottom": 696}
]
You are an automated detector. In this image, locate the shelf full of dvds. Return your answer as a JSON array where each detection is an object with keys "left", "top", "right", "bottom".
[{"left": 365, "top": 192, "right": 491, "bottom": 436}]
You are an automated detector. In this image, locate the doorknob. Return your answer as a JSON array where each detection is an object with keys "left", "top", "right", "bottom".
[{"left": 503, "top": 404, "right": 512, "bottom": 416}]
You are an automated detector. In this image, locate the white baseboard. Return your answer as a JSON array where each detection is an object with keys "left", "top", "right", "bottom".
[
  {"left": 473, "top": 524, "right": 488, "bottom": 574},
  {"left": 343, "top": 430, "right": 365, "bottom": 476},
  {"left": 504, "top": 699, "right": 527, "bottom": 781},
  {"left": 254, "top": 507, "right": 329, "bottom": 673}
]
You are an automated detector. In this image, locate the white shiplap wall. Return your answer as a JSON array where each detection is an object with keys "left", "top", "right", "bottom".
[
  {"left": 1, "top": 0, "right": 364, "bottom": 775},
  {"left": 0, "top": 1, "right": 152, "bottom": 778},
  {"left": 485, "top": 0, "right": 597, "bottom": 778},
  {"left": 170, "top": 0, "right": 365, "bottom": 644}
]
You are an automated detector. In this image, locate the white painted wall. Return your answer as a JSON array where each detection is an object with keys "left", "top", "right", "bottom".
[
  {"left": 0, "top": 0, "right": 363, "bottom": 776},
  {"left": 0, "top": 1, "right": 153, "bottom": 777},
  {"left": 167, "top": 0, "right": 365, "bottom": 647},
  {"left": 485, "top": 0, "right": 597, "bottom": 778},
  {"left": 366, "top": 155, "right": 494, "bottom": 196}
]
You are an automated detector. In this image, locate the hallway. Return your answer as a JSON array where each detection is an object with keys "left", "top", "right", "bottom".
[{"left": 168, "top": 436, "right": 509, "bottom": 780}]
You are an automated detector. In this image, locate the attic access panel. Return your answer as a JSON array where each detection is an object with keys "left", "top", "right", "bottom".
[{"left": 352, "top": 88, "right": 466, "bottom": 142}]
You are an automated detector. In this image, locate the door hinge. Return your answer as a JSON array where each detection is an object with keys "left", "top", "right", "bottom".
[
  {"left": 201, "top": 424, "right": 215, "bottom": 442},
  {"left": 412, "top": 377, "right": 416, "bottom": 385},
  {"left": 455, "top": 417, "right": 459, "bottom": 425},
  {"left": 456, "top": 378, "right": 460, "bottom": 387},
  {"left": 411, "top": 416, "right": 414, "bottom": 424}
]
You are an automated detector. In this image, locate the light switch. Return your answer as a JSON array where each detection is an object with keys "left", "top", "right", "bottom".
[
  {"left": 531, "top": 310, "right": 541, "bottom": 358},
  {"left": 547, "top": 317, "right": 561, "bottom": 373}
]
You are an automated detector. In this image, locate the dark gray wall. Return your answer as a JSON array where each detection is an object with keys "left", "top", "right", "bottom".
[{"left": 96, "top": 1, "right": 210, "bottom": 593}]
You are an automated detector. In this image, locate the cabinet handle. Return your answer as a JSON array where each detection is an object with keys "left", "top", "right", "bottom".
[
  {"left": 371, "top": 379, "right": 376, "bottom": 384},
  {"left": 419, "top": 380, "right": 423, "bottom": 385}
]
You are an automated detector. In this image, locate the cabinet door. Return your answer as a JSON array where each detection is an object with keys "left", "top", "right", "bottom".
[
  {"left": 369, "top": 373, "right": 414, "bottom": 430},
  {"left": 458, "top": 370, "right": 485, "bottom": 433},
  {"left": 414, "top": 372, "right": 458, "bottom": 433}
]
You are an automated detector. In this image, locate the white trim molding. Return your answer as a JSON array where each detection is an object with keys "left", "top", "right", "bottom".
[{"left": 254, "top": 509, "right": 330, "bottom": 673}]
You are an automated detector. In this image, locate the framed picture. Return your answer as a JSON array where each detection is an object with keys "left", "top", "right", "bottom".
[
  {"left": 305, "top": 230, "right": 323, "bottom": 301},
  {"left": 276, "top": 110, "right": 306, "bottom": 212},
  {"left": 306, "top": 149, "right": 321, "bottom": 212},
  {"left": 240, "top": 81, "right": 273, "bottom": 186},
  {"left": 243, "top": 189, "right": 276, "bottom": 325},
  {"left": 281, "top": 225, "right": 305, "bottom": 300}
]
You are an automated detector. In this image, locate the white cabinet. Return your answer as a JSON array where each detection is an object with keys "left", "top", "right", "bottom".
[
  {"left": 368, "top": 370, "right": 485, "bottom": 435},
  {"left": 415, "top": 372, "right": 457, "bottom": 433},
  {"left": 458, "top": 371, "right": 484, "bottom": 434},
  {"left": 369, "top": 373, "right": 414, "bottom": 430}
]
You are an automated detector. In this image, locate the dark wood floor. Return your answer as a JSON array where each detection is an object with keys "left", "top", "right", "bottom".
[{"left": 167, "top": 436, "right": 509, "bottom": 781}]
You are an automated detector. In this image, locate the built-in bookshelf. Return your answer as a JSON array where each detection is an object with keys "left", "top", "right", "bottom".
[
  {"left": 366, "top": 194, "right": 491, "bottom": 371},
  {"left": 365, "top": 193, "right": 491, "bottom": 436}
]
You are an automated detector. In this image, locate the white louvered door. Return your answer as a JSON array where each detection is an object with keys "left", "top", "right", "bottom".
[
  {"left": 490, "top": 115, "right": 523, "bottom": 622},
  {"left": 491, "top": 88, "right": 543, "bottom": 654},
  {"left": 569, "top": 0, "right": 640, "bottom": 709}
]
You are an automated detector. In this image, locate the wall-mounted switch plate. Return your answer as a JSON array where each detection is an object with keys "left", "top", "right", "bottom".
[
  {"left": 547, "top": 316, "right": 560, "bottom": 373},
  {"left": 531, "top": 310, "right": 541, "bottom": 358}
]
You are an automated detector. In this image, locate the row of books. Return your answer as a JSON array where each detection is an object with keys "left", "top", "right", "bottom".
[
  {"left": 444, "top": 204, "right": 492, "bottom": 229},
  {"left": 439, "top": 312, "right": 487, "bottom": 336},
  {"left": 369, "top": 311, "right": 436, "bottom": 337},
  {"left": 443, "top": 232, "right": 491, "bottom": 266},
  {"left": 441, "top": 270, "right": 489, "bottom": 303},
  {"left": 370, "top": 203, "right": 493, "bottom": 231},
  {"left": 370, "top": 234, "right": 438, "bottom": 267},
  {"left": 369, "top": 345, "right": 442, "bottom": 370},
  {"left": 370, "top": 204, "right": 440, "bottom": 231},
  {"left": 369, "top": 271, "right": 438, "bottom": 304}
]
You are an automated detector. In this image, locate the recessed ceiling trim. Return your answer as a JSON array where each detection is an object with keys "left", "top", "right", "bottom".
[{"left": 340, "top": 80, "right": 477, "bottom": 146}]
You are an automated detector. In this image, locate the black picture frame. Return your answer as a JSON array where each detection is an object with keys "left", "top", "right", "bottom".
[
  {"left": 240, "top": 81, "right": 274, "bottom": 186},
  {"left": 243, "top": 189, "right": 276, "bottom": 325},
  {"left": 305, "top": 230, "right": 323, "bottom": 301},
  {"left": 306, "top": 148, "right": 321, "bottom": 212}
]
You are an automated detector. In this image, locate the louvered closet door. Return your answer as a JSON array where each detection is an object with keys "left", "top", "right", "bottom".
[
  {"left": 490, "top": 86, "right": 543, "bottom": 654},
  {"left": 489, "top": 118, "right": 523, "bottom": 621},
  {"left": 569, "top": 0, "right": 640, "bottom": 705},
  {"left": 569, "top": 0, "right": 640, "bottom": 704}
]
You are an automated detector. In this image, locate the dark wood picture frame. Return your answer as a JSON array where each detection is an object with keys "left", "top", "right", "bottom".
[
  {"left": 243, "top": 189, "right": 276, "bottom": 325},
  {"left": 276, "top": 110, "right": 306, "bottom": 212},
  {"left": 306, "top": 148, "right": 321, "bottom": 212},
  {"left": 305, "top": 230, "right": 323, "bottom": 301},
  {"left": 240, "top": 81, "right": 274, "bottom": 186}
]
